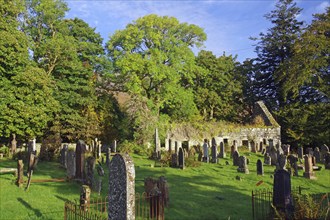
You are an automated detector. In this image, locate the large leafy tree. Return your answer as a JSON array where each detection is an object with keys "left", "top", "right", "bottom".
[
  {"left": 0, "top": 0, "right": 57, "bottom": 139},
  {"left": 194, "top": 50, "right": 243, "bottom": 122},
  {"left": 107, "top": 14, "right": 206, "bottom": 143},
  {"left": 252, "top": 0, "right": 303, "bottom": 109},
  {"left": 24, "top": 0, "right": 105, "bottom": 141}
]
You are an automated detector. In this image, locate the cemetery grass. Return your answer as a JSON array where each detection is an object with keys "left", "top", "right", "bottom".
[{"left": 0, "top": 152, "right": 329, "bottom": 220}]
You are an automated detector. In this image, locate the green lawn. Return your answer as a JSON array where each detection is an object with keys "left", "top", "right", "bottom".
[{"left": 0, "top": 151, "right": 329, "bottom": 220}]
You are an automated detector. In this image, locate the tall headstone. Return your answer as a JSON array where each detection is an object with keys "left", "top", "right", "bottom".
[
  {"left": 66, "top": 150, "right": 76, "bottom": 179},
  {"left": 237, "top": 156, "right": 249, "bottom": 174},
  {"left": 178, "top": 148, "right": 185, "bottom": 169},
  {"left": 297, "top": 147, "right": 303, "bottom": 159},
  {"left": 108, "top": 154, "right": 135, "bottom": 220},
  {"left": 273, "top": 168, "right": 293, "bottom": 215},
  {"left": 256, "top": 159, "right": 263, "bottom": 175},
  {"left": 16, "top": 160, "right": 24, "bottom": 187},
  {"left": 314, "top": 147, "right": 321, "bottom": 163},
  {"left": 264, "top": 153, "right": 271, "bottom": 165},
  {"left": 11, "top": 134, "right": 17, "bottom": 154},
  {"left": 203, "top": 139, "right": 209, "bottom": 163},
  {"left": 211, "top": 145, "right": 218, "bottom": 163},
  {"left": 303, "top": 154, "right": 316, "bottom": 179},
  {"left": 324, "top": 152, "right": 330, "bottom": 169},
  {"left": 75, "top": 140, "right": 86, "bottom": 180},
  {"left": 219, "top": 142, "right": 226, "bottom": 158},
  {"left": 233, "top": 151, "right": 240, "bottom": 166}
]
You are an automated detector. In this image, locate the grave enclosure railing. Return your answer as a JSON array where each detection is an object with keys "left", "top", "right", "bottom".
[
  {"left": 64, "top": 192, "right": 165, "bottom": 220},
  {"left": 252, "top": 187, "right": 329, "bottom": 220}
]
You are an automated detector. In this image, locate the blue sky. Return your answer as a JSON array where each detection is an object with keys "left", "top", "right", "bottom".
[{"left": 65, "top": 0, "right": 329, "bottom": 62}]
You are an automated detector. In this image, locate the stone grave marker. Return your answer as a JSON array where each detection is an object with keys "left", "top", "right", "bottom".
[
  {"left": 269, "top": 147, "right": 278, "bottom": 166},
  {"left": 171, "top": 154, "right": 178, "bottom": 168},
  {"left": 203, "top": 139, "right": 209, "bottom": 163},
  {"left": 257, "top": 159, "right": 263, "bottom": 175},
  {"left": 251, "top": 141, "right": 256, "bottom": 153},
  {"left": 237, "top": 156, "right": 249, "bottom": 174},
  {"left": 324, "top": 152, "right": 330, "bottom": 169},
  {"left": 297, "top": 147, "right": 303, "bottom": 159},
  {"left": 112, "top": 140, "right": 117, "bottom": 153},
  {"left": 108, "top": 154, "right": 135, "bottom": 220},
  {"left": 106, "top": 147, "right": 111, "bottom": 166},
  {"left": 259, "top": 142, "right": 263, "bottom": 152},
  {"left": 219, "top": 142, "right": 226, "bottom": 158},
  {"left": 80, "top": 185, "right": 91, "bottom": 211},
  {"left": 211, "top": 145, "right": 218, "bottom": 163},
  {"left": 178, "top": 148, "right": 185, "bottom": 169},
  {"left": 233, "top": 150, "right": 240, "bottom": 166},
  {"left": 86, "top": 157, "right": 96, "bottom": 188},
  {"left": 273, "top": 168, "right": 293, "bottom": 215},
  {"left": 66, "top": 150, "right": 76, "bottom": 179},
  {"left": 282, "top": 144, "right": 290, "bottom": 156},
  {"left": 75, "top": 140, "right": 86, "bottom": 180},
  {"left": 264, "top": 153, "right": 271, "bottom": 165},
  {"left": 60, "top": 144, "right": 68, "bottom": 168},
  {"left": 314, "top": 147, "right": 321, "bottom": 163},
  {"left": 303, "top": 154, "right": 316, "bottom": 179}
]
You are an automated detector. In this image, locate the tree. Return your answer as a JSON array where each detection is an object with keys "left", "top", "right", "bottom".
[
  {"left": 252, "top": 0, "right": 303, "bottom": 109},
  {"left": 194, "top": 50, "right": 243, "bottom": 122},
  {"left": 0, "top": 0, "right": 58, "bottom": 139},
  {"left": 24, "top": 0, "right": 105, "bottom": 142}
]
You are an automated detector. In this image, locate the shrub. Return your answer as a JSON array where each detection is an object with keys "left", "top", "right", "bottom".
[
  {"left": 293, "top": 193, "right": 329, "bottom": 219},
  {"left": 0, "top": 146, "right": 10, "bottom": 156}
]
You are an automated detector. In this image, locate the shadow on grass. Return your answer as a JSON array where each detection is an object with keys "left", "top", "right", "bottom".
[{"left": 17, "top": 197, "right": 42, "bottom": 217}]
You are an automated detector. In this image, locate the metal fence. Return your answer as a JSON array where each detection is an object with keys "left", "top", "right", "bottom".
[{"left": 64, "top": 193, "right": 165, "bottom": 220}]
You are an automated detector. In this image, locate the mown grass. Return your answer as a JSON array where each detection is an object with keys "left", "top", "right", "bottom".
[{"left": 0, "top": 151, "right": 329, "bottom": 220}]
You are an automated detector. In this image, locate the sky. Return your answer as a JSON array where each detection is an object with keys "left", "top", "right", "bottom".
[{"left": 65, "top": 0, "right": 329, "bottom": 62}]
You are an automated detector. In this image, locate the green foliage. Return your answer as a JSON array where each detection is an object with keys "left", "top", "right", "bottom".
[
  {"left": 118, "top": 140, "right": 152, "bottom": 156},
  {"left": 293, "top": 193, "right": 329, "bottom": 219}
]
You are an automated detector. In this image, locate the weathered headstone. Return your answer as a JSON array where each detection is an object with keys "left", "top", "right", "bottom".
[
  {"left": 80, "top": 185, "right": 91, "bottom": 211},
  {"left": 219, "top": 142, "right": 226, "bottom": 158},
  {"left": 11, "top": 134, "right": 17, "bottom": 154},
  {"left": 75, "top": 140, "right": 86, "bottom": 180},
  {"left": 321, "top": 144, "right": 329, "bottom": 162},
  {"left": 269, "top": 147, "right": 278, "bottom": 166},
  {"left": 106, "top": 147, "right": 111, "bottom": 166},
  {"left": 297, "top": 146, "right": 303, "bottom": 159},
  {"left": 178, "top": 148, "right": 185, "bottom": 169},
  {"left": 60, "top": 144, "right": 68, "bottom": 168},
  {"left": 259, "top": 142, "right": 263, "bottom": 152},
  {"left": 257, "top": 159, "right": 263, "bottom": 176},
  {"left": 171, "top": 154, "right": 178, "bottom": 168},
  {"left": 233, "top": 150, "right": 240, "bottom": 166},
  {"left": 211, "top": 145, "right": 218, "bottom": 163},
  {"left": 323, "top": 152, "right": 330, "bottom": 170},
  {"left": 230, "top": 145, "right": 235, "bottom": 158},
  {"left": 86, "top": 157, "right": 96, "bottom": 188},
  {"left": 314, "top": 147, "right": 321, "bottom": 163},
  {"left": 282, "top": 144, "right": 290, "bottom": 156},
  {"left": 277, "top": 154, "right": 287, "bottom": 171},
  {"left": 203, "top": 139, "right": 209, "bottom": 163},
  {"left": 66, "top": 150, "right": 76, "bottom": 179},
  {"left": 237, "top": 156, "right": 249, "bottom": 174},
  {"left": 211, "top": 138, "right": 216, "bottom": 148},
  {"left": 268, "top": 139, "right": 274, "bottom": 149},
  {"left": 264, "top": 153, "right": 271, "bottom": 165},
  {"left": 303, "top": 154, "right": 316, "bottom": 179},
  {"left": 251, "top": 141, "right": 256, "bottom": 153},
  {"left": 16, "top": 160, "right": 24, "bottom": 187},
  {"left": 108, "top": 154, "right": 135, "bottom": 220},
  {"left": 273, "top": 168, "right": 293, "bottom": 215}
]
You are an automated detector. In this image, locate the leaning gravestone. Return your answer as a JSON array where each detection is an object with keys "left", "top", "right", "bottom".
[
  {"left": 219, "top": 142, "right": 226, "bottom": 158},
  {"left": 233, "top": 151, "right": 240, "bottom": 166},
  {"left": 66, "top": 150, "right": 76, "bottom": 179},
  {"left": 273, "top": 158, "right": 293, "bottom": 216},
  {"left": 178, "top": 148, "right": 185, "bottom": 169},
  {"left": 75, "top": 140, "right": 86, "bottom": 180},
  {"left": 108, "top": 154, "right": 135, "bottom": 220},
  {"left": 257, "top": 159, "right": 264, "bottom": 176},
  {"left": 303, "top": 154, "right": 316, "bottom": 179},
  {"left": 237, "top": 156, "right": 249, "bottom": 174}
]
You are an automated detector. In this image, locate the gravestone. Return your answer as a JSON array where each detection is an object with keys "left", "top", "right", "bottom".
[
  {"left": 277, "top": 154, "right": 287, "bottom": 171},
  {"left": 269, "top": 147, "right": 278, "bottom": 166},
  {"left": 211, "top": 138, "right": 216, "bottom": 148},
  {"left": 219, "top": 142, "right": 226, "bottom": 158},
  {"left": 237, "top": 156, "right": 249, "bottom": 174},
  {"left": 171, "top": 154, "right": 178, "bottom": 168},
  {"left": 273, "top": 168, "right": 293, "bottom": 215},
  {"left": 314, "top": 147, "right": 321, "bottom": 163},
  {"left": 257, "top": 159, "right": 263, "bottom": 176},
  {"left": 108, "top": 154, "right": 135, "bottom": 220},
  {"left": 321, "top": 144, "right": 329, "bottom": 162},
  {"left": 211, "top": 145, "right": 218, "bottom": 163},
  {"left": 75, "top": 140, "right": 86, "bottom": 180},
  {"left": 178, "top": 148, "right": 185, "bottom": 169},
  {"left": 251, "top": 141, "right": 256, "bottom": 153},
  {"left": 233, "top": 151, "right": 240, "bottom": 166},
  {"left": 261, "top": 148, "right": 266, "bottom": 155},
  {"left": 324, "top": 152, "right": 330, "bottom": 169},
  {"left": 11, "top": 134, "right": 17, "bottom": 154},
  {"left": 66, "top": 150, "right": 76, "bottom": 179},
  {"left": 155, "top": 128, "right": 160, "bottom": 156},
  {"left": 303, "top": 154, "right": 316, "bottom": 179},
  {"left": 297, "top": 147, "right": 303, "bottom": 159},
  {"left": 306, "top": 147, "right": 313, "bottom": 156},
  {"left": 112, "top": 140, "right": 117, "bottom": 153},
  {"left": 80, "top": 185, "right": 91, "bottom": 211},
  {"left": 264, "top": 153, "right": 271, "bottom": 165},
  {"left": 106, "top": 147, "right": 111, "bottom": 166},
  {"left": 282, "top": 144, "right": 290, "bottom": 156},
  {"left": 259, "top": 142, "right": 263, "bottom": 152},
  {"left": 230, "top": 145, "right": 235, "bottom": 158},
  {"left": 203, "top": 139, "right": 209, "bottom": 163},
  {"left": 16, "top": 160, "right": 24, "bottom": 187},
  {"left": 86, "top": 157, "right": 96, "bottom": 188},
  {"left": 60, "top": 144, "right": 68, "bottom": 168}
]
